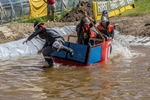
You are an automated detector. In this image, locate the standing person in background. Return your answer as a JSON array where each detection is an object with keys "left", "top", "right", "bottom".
[{"left": 43, "top": 0, "right": 56, "bottom": 22}]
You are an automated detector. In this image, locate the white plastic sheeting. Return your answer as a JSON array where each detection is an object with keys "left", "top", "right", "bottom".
[{"left": 0, "top": 25, "right": 76, "bottom": 59}]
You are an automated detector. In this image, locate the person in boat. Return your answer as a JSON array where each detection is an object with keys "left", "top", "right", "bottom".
[
  {"left": 79, "top": 17, "right": 99, "bottom": 45},
  {"left": 76, "top": 11, "right": 89, "bottom": 44},
  {"left": 97, "top": 16, "right": 115, "bottom": 40},
  {"left": 76, "top": 12, "right": 98, "bottom": 45},
  {"left": 23, "top": 21, "right": 74, "bottom": 67}
]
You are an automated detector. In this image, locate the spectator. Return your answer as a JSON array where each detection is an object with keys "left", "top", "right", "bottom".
[{"left": 43, "top": 0, "right": 56, "bottom": 22}]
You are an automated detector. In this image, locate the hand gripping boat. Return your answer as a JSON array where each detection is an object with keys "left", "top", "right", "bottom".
[{"left": 52, "top": 35, "right": 112, "bottom": 66}]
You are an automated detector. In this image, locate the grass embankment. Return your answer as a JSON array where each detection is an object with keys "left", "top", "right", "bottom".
[{"left": 121, "top": 0, "right": 150, "bottom": 16}]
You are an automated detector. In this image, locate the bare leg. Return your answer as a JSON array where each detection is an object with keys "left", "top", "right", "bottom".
[
  {"left": 47, "top": 11, "right": 51, "bottom": 21},
  {"left": 52, "top": 11, "right": 55, "bottom": 21},
  {"left": 47, "top": 4, "right": 50, "bottom": 21}
]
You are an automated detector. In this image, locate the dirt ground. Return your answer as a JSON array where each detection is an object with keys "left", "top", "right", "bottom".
[
  {"left": 110, "top": 14, "right": 150, "bottom": 36},
  {"left": 60, "top": 1, "right": 93, "bottom": 22}
]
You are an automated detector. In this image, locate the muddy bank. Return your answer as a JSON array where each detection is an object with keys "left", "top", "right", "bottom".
[
  {"left": 0, "top": 14, "right": 150, "bottom": 44},
  {"left": 110, "top": 14, "right": 150, "bottom": 36},
  {"left": 60, "top": 1, "right": 93, "bottom": 22}
]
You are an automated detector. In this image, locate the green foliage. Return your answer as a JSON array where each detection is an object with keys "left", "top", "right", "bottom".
[
  {"left": 60, "top": 8, "right": 73, "bottom": 18},
  {"left": 54, "top": 12, "right": 62, "bottom": 21},
  {"left": 55, "top": 8, "right": 73, "bottom": 21},
  {"left": 17, "top": 16, "right": 47, "bottom": 23},
  {"left": 121, "top": 0, "right": 150, "bottom": 16},
  {"left": 17, "top": 7, "right": 72, "bottom": 23}
]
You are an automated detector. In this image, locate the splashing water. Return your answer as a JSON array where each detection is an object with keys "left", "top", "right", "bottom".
[
  {"left": 110, "top": 34, "right": 132, "bottom": 59},
  {"left": 110, "top": 32, "right": 150, "bottom": 61}
]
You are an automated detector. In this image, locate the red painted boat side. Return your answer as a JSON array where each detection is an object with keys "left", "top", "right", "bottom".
[
  {"left": 53, "top": 57, "right": 86, "bottom": 66},
  {"left": 100, "top": 40, "right": 111, "bottom": 62}
]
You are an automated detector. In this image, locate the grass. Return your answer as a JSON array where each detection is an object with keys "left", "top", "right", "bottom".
[
  {"left": 17, "top": 8, "right": 72, "bottom": 23},
  {"left": 17, "top": 16, "right": 47, "bottom": 23},
  {"left": 121, "top": 0, "right": 150, "bottom": 16}
]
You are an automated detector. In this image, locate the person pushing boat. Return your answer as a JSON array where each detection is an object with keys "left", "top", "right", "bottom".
[{"left": 23, "top": 22, "right": 74, "bottom": 67}]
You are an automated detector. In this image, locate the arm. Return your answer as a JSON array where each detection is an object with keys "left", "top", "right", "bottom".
[
  {"left": 108, "top": 25, "right": 115, "bottom": 39},
  {"left": 110, "top": 30, "right": 114, "bottom": 39},
  {"left": 23, "top": 27, "right": 43, "bottom": 44},
  {"left": 43, "top": 41, "right": 48, "bottom": 49},
  {"left": 38, "top": 41, "right": 48, "bottom": 54},
  {"left": 28, "top": 27, "right": 43, "bottom": 41}
]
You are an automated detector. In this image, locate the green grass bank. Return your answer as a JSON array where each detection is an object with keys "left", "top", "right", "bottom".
[{"left": 121, "top": 0, "right": 150, "bottom": 16}]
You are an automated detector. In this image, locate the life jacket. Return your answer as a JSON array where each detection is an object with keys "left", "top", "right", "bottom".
[
  {"left": 48, "top": 0, "right": 55, "bottom": 4},
  {"left": 97, "top": 24, "right": 114, "bottom": 33},
  {"left": 97, "top": 24, "right": 114, "bottom": 38},
  {"left": 82, "top": 24, "right": 96, "bottom": 38}
]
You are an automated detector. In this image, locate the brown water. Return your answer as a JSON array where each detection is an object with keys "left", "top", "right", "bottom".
[{"left": 0, "top": 46, "right": 150, "bottom": 100}]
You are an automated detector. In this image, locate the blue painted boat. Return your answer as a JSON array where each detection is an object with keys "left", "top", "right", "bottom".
[{"left": 52, "top": 35, "right": 111, "bottom": 66}]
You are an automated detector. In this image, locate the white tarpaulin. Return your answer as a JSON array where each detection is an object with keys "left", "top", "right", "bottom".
[{"left": 0, "top": 25, "right": 76, "bottom": 59}]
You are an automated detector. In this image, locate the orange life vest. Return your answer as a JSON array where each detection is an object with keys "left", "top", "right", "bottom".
[
  {"left": 97, "top": 24, "right": 114, "bottom": 33},
  {"left": 82, "top": 24, "right": 96, "bottom": 38}
]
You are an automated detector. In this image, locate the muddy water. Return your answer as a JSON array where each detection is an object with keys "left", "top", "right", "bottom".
[{"left": 0, "top": 46, "right": 150, "bottom": 100}]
